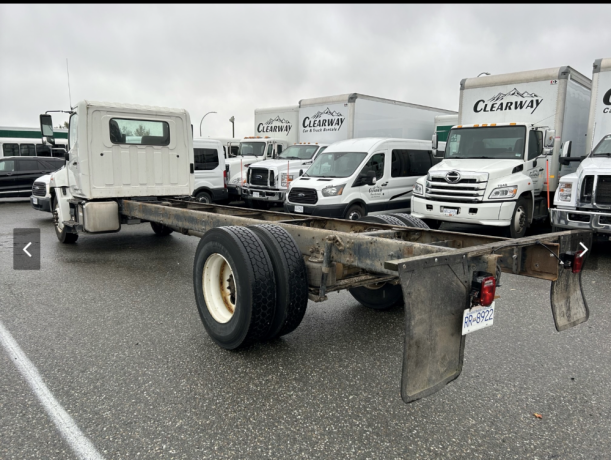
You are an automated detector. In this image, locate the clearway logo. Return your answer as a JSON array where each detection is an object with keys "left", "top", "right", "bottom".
[
  {"left": 473, "top": 88, "right": 544, "bottom": 115},
  {"left": 302, "top": 107, "right": 346, "bottom": 131},
  {"left": 257, "top": 116, "right": 292, "bottom": 136}
]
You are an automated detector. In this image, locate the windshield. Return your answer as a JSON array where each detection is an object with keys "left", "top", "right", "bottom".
[
  {"left": 305, "top": 152, "right": 368, "bottom": 178},
  {"left": 279, "top": 144, "right": 320, "bottom": 160},
  {"left": 592, "top": 136, "right": 611, "bottom": 156},
  {"left": 445, "top": 126, "right": 526, "bottom": 160},
  {"left": 238, "top": 142, "right": 266, "bottom": 157}
]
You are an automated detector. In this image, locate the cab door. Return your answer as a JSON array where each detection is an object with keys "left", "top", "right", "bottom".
[
  {"left": 354, "top": 151, "right": 387, "bottom": 213},
  {"left": 525, "top": 131, "right": 545, "bottom": 194}
]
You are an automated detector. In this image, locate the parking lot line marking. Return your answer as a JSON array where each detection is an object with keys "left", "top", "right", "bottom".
[{"left": 0, "top": 320, "right": 105, "bottom": 460}]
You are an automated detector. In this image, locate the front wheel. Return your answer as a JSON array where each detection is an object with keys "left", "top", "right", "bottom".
[
  {"left": 195, "top": 191, "right": 212, "bottom": 204},
  {"left": 344, "top": 204, "right": 365, "bottom": 220},
  {"left": 53, "top": 198, "right": 78, "bottom": 244},
  {"left": 505, "top": 197, "right": 529, "bottom": 238}
]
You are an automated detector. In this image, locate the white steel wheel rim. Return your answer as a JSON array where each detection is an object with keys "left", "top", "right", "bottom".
[
  {"left": 202, "top": 253, "right": 236, "bottom": 324},
  {"left": 54, "top": 200, "right": 64, "bottom": 231},
  {"left": 514, "top": 206, "right": 526, "bottom": 234}
]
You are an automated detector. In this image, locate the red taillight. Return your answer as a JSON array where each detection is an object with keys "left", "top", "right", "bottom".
[
  {"left": 472, "top": 272, "right": 496, "bottom": 307},
  {"left": 223, "top": 169, "right": 227, "bottom": 188},
  {"left": 572, "top": 250, "right": 584, "bottom": 273}
]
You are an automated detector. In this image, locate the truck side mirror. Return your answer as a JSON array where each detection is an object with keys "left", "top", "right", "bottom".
[
  {"left": 40, "top": 114, "right": 55, "bottom": 145},
  {"left": 299, "top": 169, "right": 304, "bottom": 176},
  {"left": 366, "top": 170, "right": 377, "bottom": 186},
  {"left": 544, "top": 129, "right": 555, "bottom": 148},
  {"left": 432, "top": 133, "right": 438, "bottom": 151}
]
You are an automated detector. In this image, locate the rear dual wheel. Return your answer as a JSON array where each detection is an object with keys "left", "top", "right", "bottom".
[{"left": 193, "top": 225, "right": 308, "bottom": 349}]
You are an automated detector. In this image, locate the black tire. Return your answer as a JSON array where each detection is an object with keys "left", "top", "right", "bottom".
[
  {"left": 344, "top": 203, "right": 365, "bottom": 220},
  {"left": 388, "top": 213, "right": 431, "bottom": 229},
  {"left": 195, "top": 191, "right": 212, "bottom": 204},
  {"left": 150, "top": 222, "right": 174, "bottom": 236},
  {"left": 248, "top": 224, "right": 309, "bottom": 339},
  {"left": 505, "top": 197, "right": 529, "bottom": 238},
  {"left": 193, "top": 227, "right": 277, "bottom": 349},
  {"left": 53, "top": 198, "right": 78, "bottom": 244},
  {"left": 349, "top": 282, "right": 404, "bottom": 310},
  {"left": 358, "top": 214, "right": 407, "bottom": 226}
]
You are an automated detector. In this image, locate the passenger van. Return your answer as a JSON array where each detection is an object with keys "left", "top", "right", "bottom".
[
  {"left": 284, "top": 138, "right": 439, "bottom": 220},
  {"left": 192, "top": 138, "right": 228, "bottom": 204},
  {"left": 1, "top": 137, "right": 68, "bottom": 158}
]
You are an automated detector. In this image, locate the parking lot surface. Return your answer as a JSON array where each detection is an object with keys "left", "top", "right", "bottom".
[{"left": 1, "top": 199, "right": 610, "bottom": 459}]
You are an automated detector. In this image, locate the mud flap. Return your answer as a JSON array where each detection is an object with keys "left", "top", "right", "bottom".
[
  {"left": 550, "top": 232, "right": 593, "bottom": 332},
  {"left": 398, "top": 254, "right": 473, "bottom": 403}
]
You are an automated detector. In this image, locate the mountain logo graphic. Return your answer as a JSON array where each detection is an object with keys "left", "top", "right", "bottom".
[
  {"left": 264, "top": 116, "right": 291, "bottom": 125},
  {"left": 311, "top": 107, "right": 344, "bottom": 119},
  {"left": 487, "top": 88, "right": 540, "bottom": 103}
]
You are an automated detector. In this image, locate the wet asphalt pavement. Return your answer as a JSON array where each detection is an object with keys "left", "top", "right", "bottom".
[{"left": 1, "top": 199, "right": 610, "bottom": 459}]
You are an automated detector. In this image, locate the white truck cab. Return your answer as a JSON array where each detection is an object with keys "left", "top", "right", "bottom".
[
  {"left": 284, "top": 138, "right": 437, "bottom": 220},
  {"left": 208, "top": 137, "right": 240, "bottom": 159},
  {"left": 412, "top": 66, "right": 591, "bottom": 237},
  {"left": 551, "top": 58, "right": 611, "bottom": 235},
  {"left": 192, "top": 138, "right": 228, "bottom": 204},
  {"left": 226, "top": 136, "right": 289, "bottom": 199},
  {"left": 241, "top": 142, "right": 328, "bottom": 208}
]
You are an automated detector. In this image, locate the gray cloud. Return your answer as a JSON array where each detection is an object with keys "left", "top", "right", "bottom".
[{"left": 1, "top": 4, "right": 610, "bottom": 137}]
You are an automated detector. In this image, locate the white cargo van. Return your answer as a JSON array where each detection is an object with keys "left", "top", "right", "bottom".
[
  {"left": 284, "top": 138, "right": 437, "bottom": 219},
  {"left": 412, "top": 66, "right": 591, "bottom": 237},
  {"left": 551, "top": 58, "right": 611, "bottom": 234},
  {"left": 192, "top": 138, "right": 227, "bottom": 204},
  {"left": 242, "top": 142, "right": 328, "bottom": 209}
]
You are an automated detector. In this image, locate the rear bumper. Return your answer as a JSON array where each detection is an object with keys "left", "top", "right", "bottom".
[
  {"left": 284, "top": 202, "right": 348, "bottom": 218},
  {"left": 411, "top": 195, "right": 515, "bottom": 227},
  {"left": 30, "top": 195, "right": 52, "bottom": 212},
  {"left": 550, "top": 208, "right": 611, "bottom": 234}
]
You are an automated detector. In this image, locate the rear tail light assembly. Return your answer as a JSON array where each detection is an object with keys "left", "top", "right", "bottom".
[
  {"left": 559, "top": 243, "right": 588, "bottom": 274},
  {"left": 471, "top": 271, "right": 496, "bottom": 307},
  {"left": 223, "top": 169, "right": 227, "bottom": 188}
]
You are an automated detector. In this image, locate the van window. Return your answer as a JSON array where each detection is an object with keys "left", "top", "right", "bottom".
[
  {"left": 0, "top": 160, "right": 15, "bottom": 172},
  {"left": 16, "top": 159, "right": 39, "bottom": 171},
  {"left": 361, "top": 153, "right": 385, "bottom": 180},
  {"left": 36, "top": 145, "right": 52, "bottom": 156},
  {"left": 3, "top": 143, "right": 19, "bottom": 156},
  {"left": 306, "top": 152, "right": 368, "bottom": 178},
  {"left": 194, "top": 148, "right": 219, "bottom": 170},
  {"left": 391, "top": 150, "right": 410, "bottom": 177},
  {"left": 527, "top": 131, "right": 543, "bottom": 160},
  {"left": 109, "top": 118, "right": 170, "bottom": 146},
  {"left": 408, "top": 150, "right": 432, "bottom": 176},
  {"left": 20, "top": 144, "right": 36, "bottom": 156}
]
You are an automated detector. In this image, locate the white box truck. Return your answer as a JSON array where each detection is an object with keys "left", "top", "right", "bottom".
[
  {"left": 412, "top": 66, "right": 592, "bottom": 237},
  {"left": 243, "top": 93, "right": 455, "bottom": 209},
  {"left": 551, "top": 58, "right": 611, "bottom": 234}
]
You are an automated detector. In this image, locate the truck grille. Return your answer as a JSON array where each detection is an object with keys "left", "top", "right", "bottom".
[
  {"left": 425, "top": 171, "right": 488, "bottom": 203},
  {"left": 596, "top": 176, "right": 611, "bottom": 205},
  {"left": 249, "top": 168, "right": 269, "bottom": 186},
  {"left": 32, "top": 182, "right": 46, "bottom": 197},
  {"left": 288, "top": 187, "right": 318, "bottom": 204},
  {"left": 580, "top": 175, "right": 594, "bottom": 204}
]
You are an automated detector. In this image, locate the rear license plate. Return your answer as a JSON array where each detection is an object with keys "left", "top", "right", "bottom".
[
  {"left": 462, "top": 302, "right": 495, "bottom": 335},
  {"left": 253, "top": 191, "right": 261, "bottom": 198},
  {"left": 32, "top": 197, "right": 38, "bottom": 204},
  {"left": 443, "top": 207, "right": 458, "bottom": 217},
  {"left": 294, "top": 205, "right": 304, "bottom": 213}
]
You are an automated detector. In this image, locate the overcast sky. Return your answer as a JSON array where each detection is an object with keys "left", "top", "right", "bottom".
[{"left": 1, "top": 4, "right": 610, "bottom": 137}]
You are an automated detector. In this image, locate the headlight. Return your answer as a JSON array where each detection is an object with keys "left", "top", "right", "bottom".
[
  {"left": 489, "top": 185, "right": 518, "bottom": 199},
  {"left": 558, "top": 182, "right": 573, "bottom": 202},
  {"left": 281, "top": 173, "right": 294, "bottom": 187},
  {"left": 413, "top": 183, "right": 424, "bottom": 195},
  {"left": 231, "top": 177, "right": 240, "bottom": 184},
  {"left": 321, "top": 184, "right": 346, "bottom": 197}
]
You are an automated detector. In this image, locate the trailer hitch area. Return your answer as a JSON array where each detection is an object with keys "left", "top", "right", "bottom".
[{"left": 551, "top": 233, "right": 593, "bottom": 331}]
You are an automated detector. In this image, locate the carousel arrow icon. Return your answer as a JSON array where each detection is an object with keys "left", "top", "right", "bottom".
[{"left": 23, "top": 242, "right": 32, "bottom": 258}]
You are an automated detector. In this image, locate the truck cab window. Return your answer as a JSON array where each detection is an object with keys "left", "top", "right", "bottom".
[
  {"left": 69, "top": 113, "right": 78, "bottom": 150},
  {"left": 109, "top": 118, "right": 170, "bottom": 146}
]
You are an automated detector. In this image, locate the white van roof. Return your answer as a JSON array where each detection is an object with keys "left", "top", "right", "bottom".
[{"left": 323, "top": 137, "right": 431, "bottom": 152}]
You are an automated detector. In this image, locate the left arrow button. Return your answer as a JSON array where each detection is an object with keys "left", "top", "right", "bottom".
[{"left": 23, "top": 242, "right": 32, "bottom": 257}]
